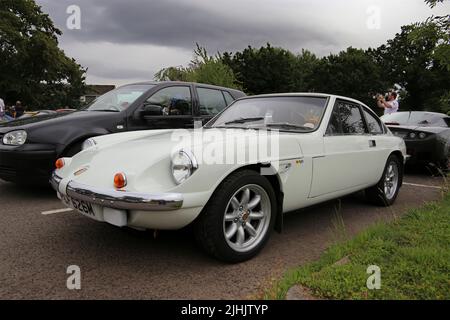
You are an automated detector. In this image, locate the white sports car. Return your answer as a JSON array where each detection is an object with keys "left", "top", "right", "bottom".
[{"left": 51, "top": 93, "right": 407, "bottom": 262}]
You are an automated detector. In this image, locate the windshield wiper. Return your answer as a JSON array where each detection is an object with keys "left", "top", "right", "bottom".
[
  {"left": 265, "top": 122, "right": 312, "bottom": 130},
  {"left": 224, "top": 117, "right": 264, "bottom": 125}
]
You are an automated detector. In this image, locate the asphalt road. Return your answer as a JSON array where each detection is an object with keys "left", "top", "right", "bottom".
[{"left": 0, "top": 172, "right": 446, "bottom": 299}]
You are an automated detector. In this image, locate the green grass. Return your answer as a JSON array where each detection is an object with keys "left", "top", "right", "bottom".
[{"left": 264, "top": 192, "right": 450, "bottom": 300}]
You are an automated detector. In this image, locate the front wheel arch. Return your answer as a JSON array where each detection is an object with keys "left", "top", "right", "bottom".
[
  {"left": 193, "top": 169, "right": 278, "bottom": 262},
  {"left": 205, "top": 164, "right": 284, "bottom": 231},
  {"left": 58, "top": 133, "right": 105, "bottom": 157}
]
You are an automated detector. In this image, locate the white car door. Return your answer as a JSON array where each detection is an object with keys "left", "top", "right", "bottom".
[{"left": 309, "top": 100, "right": 379, "bottom": 198}]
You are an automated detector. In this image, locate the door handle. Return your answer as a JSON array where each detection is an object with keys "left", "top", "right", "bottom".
[{"left": 369, "top": 140, "right": 376, "bottom": 148}]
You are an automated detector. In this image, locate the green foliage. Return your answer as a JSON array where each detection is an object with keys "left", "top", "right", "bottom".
[
  {"left": 311, "top": 47, "right": 388, "bottom": 109},
  {"left": 223, "top": 43, "right": 302, "bottom": 94},
  {"left": 155, "top": 44, "right": 241, "bottom": 90},
  {"left": 0, "top": 0, "right": 86, "bottom": 109},
  {"left": 374, "top": 23, "right": 450, "bottom": 112},
  {"left": 264, "top": 192, "right": 450, "bottom": 300}
]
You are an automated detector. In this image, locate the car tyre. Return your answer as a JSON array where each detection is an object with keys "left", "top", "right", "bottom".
[
  {"left": 365, "top": 154, "right": 403, "bottom": 206},
  {"left": 194, "top": 170, "right": 277, "bottom": 263}
]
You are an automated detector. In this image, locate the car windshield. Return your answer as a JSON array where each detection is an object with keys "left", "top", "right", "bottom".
[
  {"left": 85, "top": 84, "right": 154, "bottom": 112},
  {"left": 381, "top": 112, "right": 449, "bottom": 127},
  {"left": 207, "top": 96, "right": 328, "bottom": 132}
]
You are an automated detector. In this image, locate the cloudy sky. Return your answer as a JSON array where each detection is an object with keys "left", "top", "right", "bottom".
[{"left": 36, "top": 0, "right": 448, "bottom": 86}]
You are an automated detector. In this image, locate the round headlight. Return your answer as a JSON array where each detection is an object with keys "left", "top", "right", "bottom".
[
  {"left": 81, "top": 138, "right": 96, "bottom": 150},
  {"left": 409, "top": 132, "right": 417, "bottom": 139},
  {"left": 171, "top": 150, "right": 198, "bottom": 184},
  {"left": 419, "top": 132, "right": 427, "bottom": 139},
  {"left": 2, "top": 130, "right": 27, "bottom": 146}
]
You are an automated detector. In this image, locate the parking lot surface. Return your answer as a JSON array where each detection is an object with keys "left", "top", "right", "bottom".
[{"left": 0, "top": 172, "right": 446, "bottom": 299}]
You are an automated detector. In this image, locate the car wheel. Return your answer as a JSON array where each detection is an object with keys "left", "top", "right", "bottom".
[
  {"left": 365, "top": 154, "right": 403, "bottom": 206},
  {"left": 194, "top": 170, "right": 277, "bottom": 263}
]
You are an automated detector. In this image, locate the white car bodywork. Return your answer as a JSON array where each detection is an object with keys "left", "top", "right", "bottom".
[{"left": 51, "top": 94, "right": 407, "bottom": 230}]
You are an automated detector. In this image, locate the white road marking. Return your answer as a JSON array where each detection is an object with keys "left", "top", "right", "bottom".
[
  {"left": 41, "top": 208, "right": 73, "bottom": 215},
  {"left": 403, "top": 182, "right": 443, "bottom": 190}
]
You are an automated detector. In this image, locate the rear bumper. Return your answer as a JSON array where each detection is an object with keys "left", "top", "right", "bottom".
[
  {"left": 404, "top": 139, "right": 445, "bottom": 164},
  {"left": 50, "top": 172, "right": 184, "bottom": 211},
  {"left": 0, "top": 145, "right": 56, "bottom": 183}
]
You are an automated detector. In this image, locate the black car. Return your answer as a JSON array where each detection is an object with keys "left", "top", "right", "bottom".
[
  {"left": 0, "top": 81, "right": 245, "bottom": 184},
  {"left": 381, "top": 111, "right": 450, "bottom": 170}
]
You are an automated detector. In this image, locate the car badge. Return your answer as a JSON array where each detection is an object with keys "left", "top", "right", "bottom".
[{"left": 74, "top": 166, "right": 89, "bottom": 176}]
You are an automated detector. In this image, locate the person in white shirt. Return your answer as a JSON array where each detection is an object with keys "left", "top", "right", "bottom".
[{"left": 377, "top": 92, "right": 399, "bottom": 115}]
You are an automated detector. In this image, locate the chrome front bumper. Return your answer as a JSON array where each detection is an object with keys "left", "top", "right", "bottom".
[{"left": 50, "top": 172, "right": 183, "bottom": 211}]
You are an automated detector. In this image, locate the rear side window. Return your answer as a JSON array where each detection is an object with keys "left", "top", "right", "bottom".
[
  {"left": 197, "top": 88, "right": 227, "bottom": 116},
  {"left": 339, "top": 102, "right": 366, "bottom": 134},
  {"left": 363, "top": 108, "right": 383, "bottom": 134},
  {"left": 327, "top": 101, "right": 367, "bottom": 135}
]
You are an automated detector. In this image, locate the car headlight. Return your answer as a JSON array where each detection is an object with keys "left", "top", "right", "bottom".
[
  {"left": 81, "top": 138, "right": 96, "bottom": 150},
  {"left": 408, "top": 132, "right": 417, "bottom": 139},
  {"left": 171, "top": 149, "right": 198, "bottom": 184},
  {"left": 2, "top": 130, "right": 27, "bottom": 146}
]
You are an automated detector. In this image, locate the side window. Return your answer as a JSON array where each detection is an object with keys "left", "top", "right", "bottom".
[
  {"left": 338, "top": 102, "right": 366, "bottom": 134},
  {"left": 197, "top": 88, "right": 227, "bottom": 116},
  {"left": 362, "top": 108, "right": 383, "bottom": 134},
  {"left": 146, "top": 86, "right": 192, "bottom": 116},
  {"left": 222, "top": 91, "right": 235, "bottom": 105},
  {"left": 326, "top": 104, "right": 342, "bottom": 135}
]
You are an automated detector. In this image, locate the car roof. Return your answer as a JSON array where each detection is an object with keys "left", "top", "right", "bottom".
[
  {"left": 238, "top": 93, "right": 366, "bottom": 105},
  {"left": 385, "top": 111, "right": 448, "bottom": 117},
  {"left": 124, "top": 81, "right": 245, "bottom": 94}
]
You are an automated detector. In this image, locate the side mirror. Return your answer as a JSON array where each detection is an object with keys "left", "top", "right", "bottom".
[{"left": 140, "top": 104, "right": 163, "bottom": 116}]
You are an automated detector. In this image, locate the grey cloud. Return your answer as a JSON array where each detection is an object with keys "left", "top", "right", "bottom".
[{"left": 38, "top": 0, "right": 339, "bottom": 54}]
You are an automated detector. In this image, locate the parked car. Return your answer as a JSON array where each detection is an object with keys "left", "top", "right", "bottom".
[
  {"left": 381, "top": 111, "right": 450, "bottom": 170},
  {"left": 51, "top": 93, "right": 407, "bottom": 262},
  {"left": 0, "top": 82, "right": 245, "bottom": 184}
]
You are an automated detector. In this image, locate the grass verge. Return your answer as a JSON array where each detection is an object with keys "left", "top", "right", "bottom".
[{"left": 264, "top": 192, "right": 450, "bottom": 300}]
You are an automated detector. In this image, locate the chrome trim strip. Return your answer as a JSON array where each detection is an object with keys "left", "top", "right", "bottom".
[
  {"left": 66, "top": 180, "right": 183, "bottom": 211},
  {"left": 50, "top": 172, "right": 62, "bottom": 191}
]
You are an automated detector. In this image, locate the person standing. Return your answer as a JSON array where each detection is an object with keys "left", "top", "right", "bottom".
[
  {"left": 14, "top": 100, "right": 24, "bottom": 118},
  {"left": 377, "top": 92, "right": 399, "bottom": 115}
]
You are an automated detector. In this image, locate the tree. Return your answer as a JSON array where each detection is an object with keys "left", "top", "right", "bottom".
[
  {"left": 222, "top": 44, "right": 298, "bottom": 94},
  {"left": 292, "top": 49, "right": 320, "bottom": 92},
  {"left": 0, "top": 0, "right": 86, "bottom": 109},
  {"left": 374, "top": 24, "right": 450, "bottom": 112},
  {"left": 155, "top": 44, "right": 241, "bottom": 89},
  {"left": 310, "top": 47, "right": 388, "bottom": 109}
]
